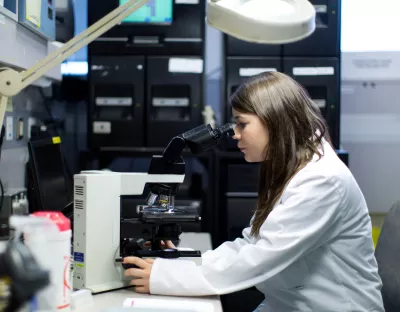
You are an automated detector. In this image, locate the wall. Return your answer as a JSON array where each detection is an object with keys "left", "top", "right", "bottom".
[
  {"left": 0, "top": 87, "right": 50, "bottom": 190},
  {"left": 341, "top": 81, "right": 400, "bottom": 213},
  {"left": 204, "top": 20, "right": 223, "bottom": 124},
  {"left": 0, "top": 86, "right": 81, "bottom": 191},
  {"left": 340, "top": 0, "right": 400, "bottom": 214}
]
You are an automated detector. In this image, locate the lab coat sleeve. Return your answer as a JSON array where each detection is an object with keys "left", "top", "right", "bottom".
[{"left": 149, "top": 173, "right": 343, "bottom": 296}]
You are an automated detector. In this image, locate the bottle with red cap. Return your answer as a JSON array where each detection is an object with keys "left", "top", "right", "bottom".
[{"left": 28, "top": 212, "right": 72, "bottom": 312}]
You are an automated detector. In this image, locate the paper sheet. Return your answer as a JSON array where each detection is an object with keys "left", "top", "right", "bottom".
[
  {"left": 123, "top": 298, "right": 214, "bottom": 311},
  {"left": 26, "top": 0, "right": 41, "bottom": 27}
]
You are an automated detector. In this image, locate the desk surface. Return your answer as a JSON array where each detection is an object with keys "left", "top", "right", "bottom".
[
  {"left": 78, "top": 289, "right": 222, "bottom": 312},
  {"left": 73, "top": 233, "right": 222, "bottom": 312}
]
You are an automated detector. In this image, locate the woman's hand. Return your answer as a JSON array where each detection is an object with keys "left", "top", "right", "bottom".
[{"left": 123, "top": 257, "right": 154, "bottom": 294}]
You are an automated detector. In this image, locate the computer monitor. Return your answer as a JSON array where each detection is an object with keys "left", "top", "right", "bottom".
[
  {"left": 27, "top": 136, "right": 73, "bottom": 215},
  {"left": 119, "top": 0, "right": 173, "bottom": 24}
]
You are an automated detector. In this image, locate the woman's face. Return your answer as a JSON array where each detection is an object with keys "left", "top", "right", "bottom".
[{"left": 232, "top": 108, "right": 269, "bottom": 162}]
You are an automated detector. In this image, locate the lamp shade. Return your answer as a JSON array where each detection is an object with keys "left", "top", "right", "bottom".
[{"left": 206, "top": 0, "right": 316, "bottom": 44}]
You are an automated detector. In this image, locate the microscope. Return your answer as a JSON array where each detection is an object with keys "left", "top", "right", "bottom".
[{"left": 73, "top": 123, "right": 234, "bottom": 293}]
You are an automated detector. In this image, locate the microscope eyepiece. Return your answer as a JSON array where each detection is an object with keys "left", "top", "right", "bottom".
[
  {"left": 213, "top": 123, "right": 235, "bottom": 139},
  {"left": 179, "top": 123, "right": 235, "bottom": 155},
  {"left": 161, "top": 122, "right": 236, "bottom": 163}
]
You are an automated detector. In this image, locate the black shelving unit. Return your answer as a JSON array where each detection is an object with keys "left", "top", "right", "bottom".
[
  {"left": 213, "top": 149, "right": 264, "bottom": 312},
  {"left": 213, "top": 150, "right": 258, "bottom": 246},
  {"left": 87, "top": 1, "right": 207, "bottom": 149}
]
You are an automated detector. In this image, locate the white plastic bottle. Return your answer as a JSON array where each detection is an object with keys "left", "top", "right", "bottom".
[
  {"left": 30, "top": 212, "right": 72, "bottom": 312},
  {"left": 11, "top": 212, "right": 73, "bottom": 312}
]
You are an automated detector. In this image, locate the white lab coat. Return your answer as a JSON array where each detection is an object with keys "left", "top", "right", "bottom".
[{"left": 149, "top": 140, "right": 385, "bottom": 312}]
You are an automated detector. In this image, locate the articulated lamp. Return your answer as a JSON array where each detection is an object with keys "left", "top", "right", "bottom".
[
  {"left": 0, "top": 0, "right": 316, "bottom": 129},
  {"left": 207, "top": 0, "right": 315, "bottom": 44}
]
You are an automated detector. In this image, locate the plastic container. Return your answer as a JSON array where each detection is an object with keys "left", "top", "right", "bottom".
[
  {"left": 31, "top": 212, "right": 72, "bottom": 312},
  {"left": 10, "top": 213, "right": 72, "bottom": 311}
]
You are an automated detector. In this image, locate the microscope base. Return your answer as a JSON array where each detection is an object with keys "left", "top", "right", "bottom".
[
  {"left": 116, "top": 249, "right": 203, "bottom": 268},
  {"left": 85, "top": 280, "right": 130, "bottom": 294}
]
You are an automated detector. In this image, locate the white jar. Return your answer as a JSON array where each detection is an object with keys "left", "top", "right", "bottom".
[{"left": 28, "top": 212, "right": 72, "bottom": 312}]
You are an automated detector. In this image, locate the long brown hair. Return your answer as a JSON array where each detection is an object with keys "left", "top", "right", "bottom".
[{"left": 230, "top": 72, "right": 332, "bottom": 237}]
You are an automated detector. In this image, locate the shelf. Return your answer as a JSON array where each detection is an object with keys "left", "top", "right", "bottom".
[{"left": 0, "top": 9, "right": 61, "bottom": 82}]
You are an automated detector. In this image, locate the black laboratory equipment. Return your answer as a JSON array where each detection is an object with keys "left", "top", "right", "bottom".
[
  {"left": 214, "top": 151, "right": 264, "bottom": 312},
  {"left": 283, "top": 57, "right": 340, "bottom": 149},
  {"left": 222, "top": 57, "right": 282, "bottom": 149},
  {"left": 88, "top": 56, "right": 145, "bottom": 148},
  {"left": 282, "top": 0, "right": 341, "bottom": 57},
  {"left": 88, "top": 0, "right": 205, "bottom": 56},
  {"left": 224, "top": 34, "right": 281, "bottom": 57},
  {"left": 55, "top": 0, "right": 75, "bottom": 43},
  {"left": 146, "top": 56, "right": 204, "bottom": 147},
  {"left": 26, "top": 137, "right": 73, "bottom": 216},
  {"left": 213, "top": 151, "right": 259, "bottom": 245},
  {"left": 223, "top": 0, "right": 341, "bottom": 59}
]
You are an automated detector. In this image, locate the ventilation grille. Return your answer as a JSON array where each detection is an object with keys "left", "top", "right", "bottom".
[
  {"left": 75, "top": 185, "right": 84, "bottom": 196},
  {"left": 75, "top": 199, "right": 84, "bottom": 210}
]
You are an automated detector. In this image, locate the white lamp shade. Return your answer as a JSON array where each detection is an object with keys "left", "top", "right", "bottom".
[{"left": 206, "top": 0, "right": 316, "bottom": 44}]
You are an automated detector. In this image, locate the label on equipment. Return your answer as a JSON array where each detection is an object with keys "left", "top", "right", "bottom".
[
  {"left": 152, "top": 98, "right": 189, "bottom": 107},
  {"left": 175, "top": 0, "right": 199, "bottom": 4},
  {"left": 52, "top": 136, "right": 61, "bottom": 144},
  {"left": 314, "top": 5, "right": 328, "bottom": 13},
  {"left": 93, "top": 121, "right": 111, "bottom": 134},
  {"left": 74, "top": 252, "right": 84, "bottom": 263},
  {"left": 95, "top": 97, "right": 132, "bottom": 106},
  {"left": 168, "top": 58, "right": 203, "bottom": 74},
  {"left": 293, "top": 67, "right": 335, "bottom": 76},
  {"left": 313, "top": 99, "right": 327, "bottom": 108}
]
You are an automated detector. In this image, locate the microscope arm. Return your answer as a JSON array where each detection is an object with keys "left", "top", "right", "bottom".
[
  {"left": 145, "top": 123, "right": 234, "bottom": 205},
  {"left": 161, "top": 136, "right": 186, "bottom": 165}
]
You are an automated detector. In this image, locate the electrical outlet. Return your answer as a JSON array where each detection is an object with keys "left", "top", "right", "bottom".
[
  {"left": 27, "top": 117, "right": 37, "bottom": 139},
  {"left": 6, "top": 116, "right": 13, "bottom": 141}
]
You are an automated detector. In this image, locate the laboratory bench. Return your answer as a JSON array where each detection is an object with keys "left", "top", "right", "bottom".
[{"left": 72, "top": 232, "right": 223, "bottom": 312}]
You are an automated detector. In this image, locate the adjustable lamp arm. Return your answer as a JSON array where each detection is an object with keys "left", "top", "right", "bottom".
[{"left": 0, "top": 0, "right": 150, "bottom": 128}]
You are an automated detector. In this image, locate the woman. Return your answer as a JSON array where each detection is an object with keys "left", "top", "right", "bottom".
[{"left": 123, "top": 72, "right": 384, "bottom": 311}]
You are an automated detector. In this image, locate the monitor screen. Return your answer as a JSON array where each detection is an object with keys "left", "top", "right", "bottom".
[
  {"left": 61, "top": 61, "right": 88, "bottom": 76},
  {"left": 28, "top": 137, "right": 72, "bottom": 214},
  {"left": 119, "top": 0, "right": 173, "bottom": 24}
]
